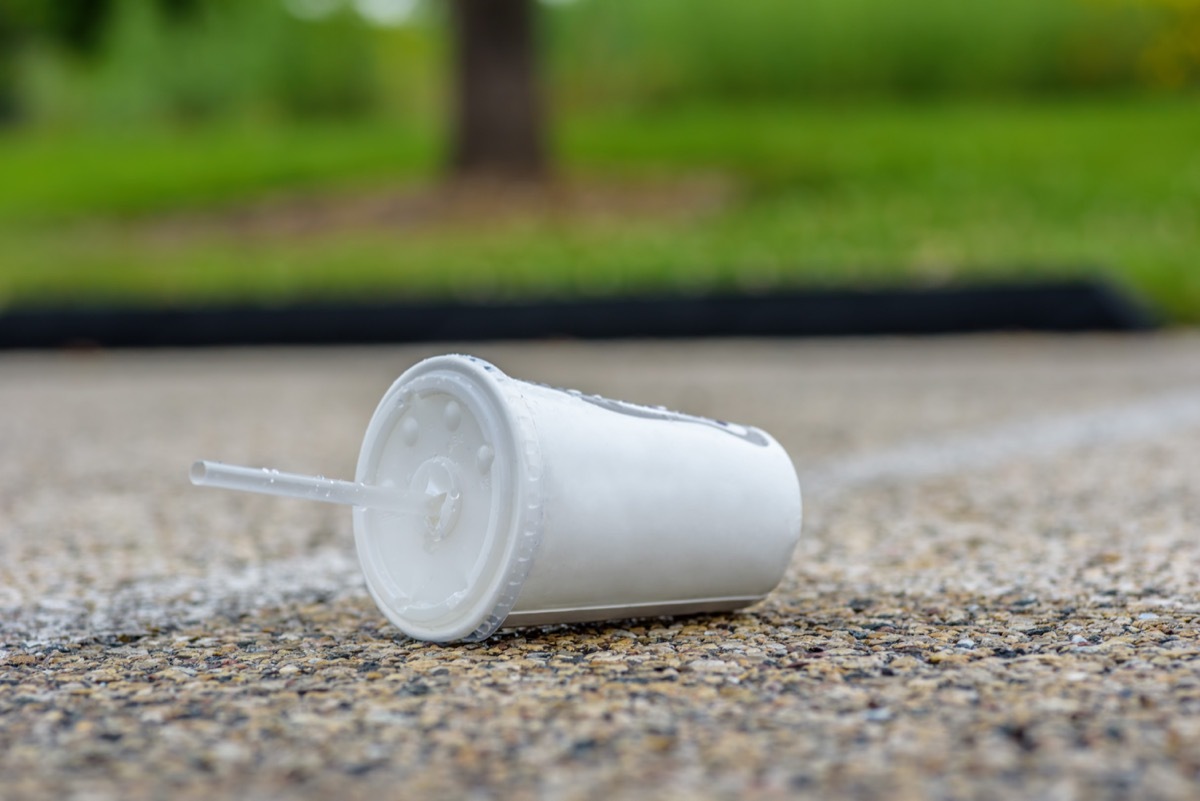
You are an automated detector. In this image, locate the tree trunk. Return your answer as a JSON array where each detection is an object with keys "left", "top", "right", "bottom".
[{"left": 449, "top": 0, "right": 547, "bottom": 180}]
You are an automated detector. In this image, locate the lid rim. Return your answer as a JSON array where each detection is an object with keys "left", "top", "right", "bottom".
[{"left": 353, "top": 355, "right": 545, "bottom": 643}]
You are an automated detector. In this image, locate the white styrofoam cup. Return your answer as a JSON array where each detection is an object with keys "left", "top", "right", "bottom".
[{"left": 352, "top": 354, "right": 803, "bottom": 642}]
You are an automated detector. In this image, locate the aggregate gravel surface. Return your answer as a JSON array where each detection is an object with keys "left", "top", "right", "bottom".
[{"left": 2, "top": 336, "right": 1199, "bottom": 800}]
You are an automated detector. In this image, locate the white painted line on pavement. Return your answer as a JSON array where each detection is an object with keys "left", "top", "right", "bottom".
[
  {"left": 0, "top": 549, "right": 367, "bottom": 647},
  {"left": 800, "top": 387, "right": 1200, "bottom": 496}
]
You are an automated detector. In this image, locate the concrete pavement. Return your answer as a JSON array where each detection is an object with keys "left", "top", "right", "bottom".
[{"left": 2, "top": 336, "right": 1199, "bottom": 800}]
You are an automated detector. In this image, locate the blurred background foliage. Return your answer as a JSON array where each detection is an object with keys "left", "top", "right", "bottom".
[
  {"left": 2, "top": 0, "right": 1195, "bottom": 126},
  {"left": 0, "top": 0, "right": 1197, "bottom": 318}
]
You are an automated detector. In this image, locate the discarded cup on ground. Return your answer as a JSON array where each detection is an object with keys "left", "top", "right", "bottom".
[{"left": 191, "top": 354, "right": 803, "bottom": 642}]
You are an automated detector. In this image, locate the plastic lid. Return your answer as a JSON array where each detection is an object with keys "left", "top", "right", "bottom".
[{"left": 353, "top": 355, "right": 544, "bottom": 642}]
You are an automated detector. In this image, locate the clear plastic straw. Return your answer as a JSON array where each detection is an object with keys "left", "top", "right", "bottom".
[{"left": 190, "top": 460, "right": 420, "bottom": 514}]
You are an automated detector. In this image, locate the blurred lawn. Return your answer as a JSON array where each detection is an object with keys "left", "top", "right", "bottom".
[
  {"left": 1, "top": 95, "right": 1198, "bottom": 321},
  {"left": 1, "top": 0, "right": 1197, "bottom": 322}
]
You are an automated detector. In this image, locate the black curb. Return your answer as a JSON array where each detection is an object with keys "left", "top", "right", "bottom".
[{"left": 0, "top": 280, "right": 1156, "bottom": 350}]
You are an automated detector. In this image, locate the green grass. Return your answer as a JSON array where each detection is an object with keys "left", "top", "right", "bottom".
[
  {"left": 0, "top": 120, "right": 439, "bottom": 221},
  {"left": 1, "top": 96, "right": 1198, "bottom": 322}
]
